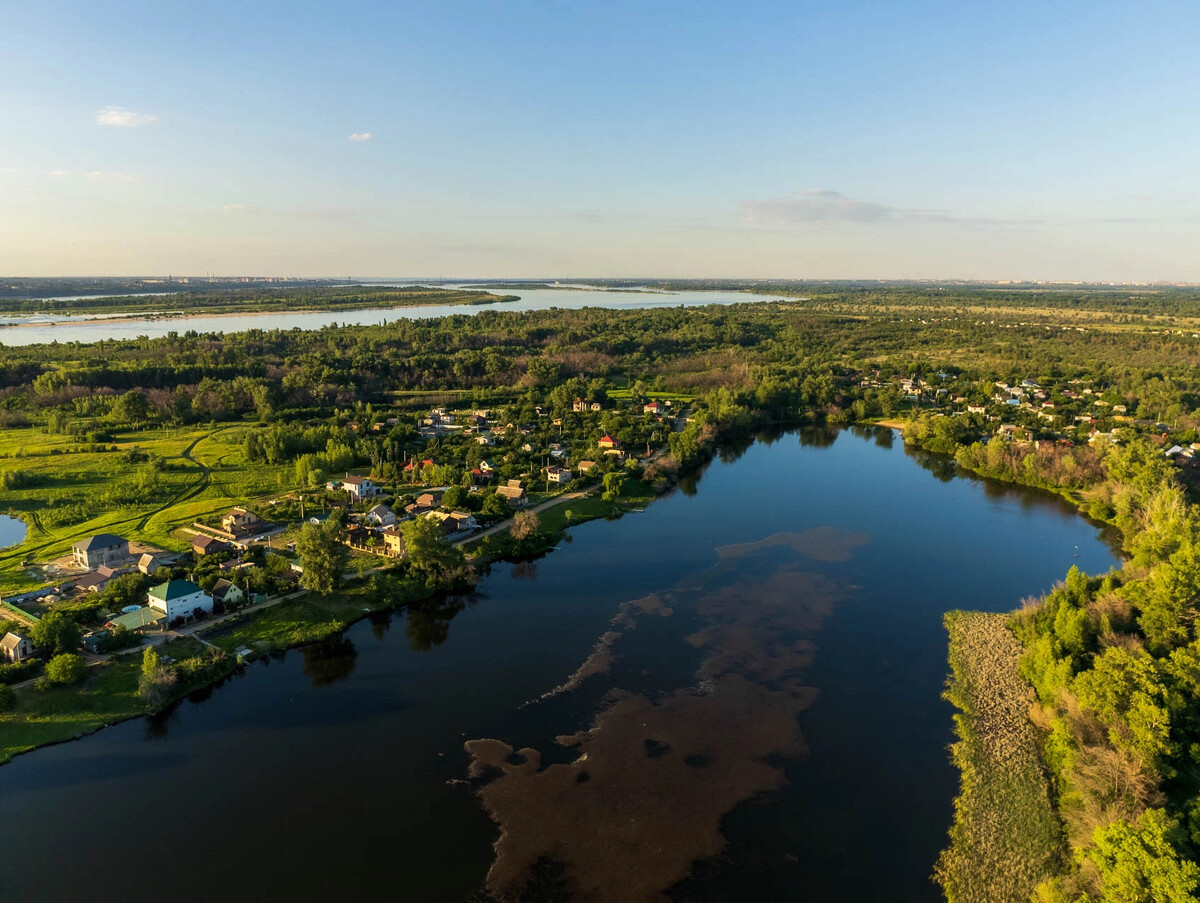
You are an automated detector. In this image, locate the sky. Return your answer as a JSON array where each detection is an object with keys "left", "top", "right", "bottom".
[{"left": 2, "top": 0, "right": 1200, "bottom": 281}]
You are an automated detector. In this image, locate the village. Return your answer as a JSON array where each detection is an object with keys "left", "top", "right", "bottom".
[{"left": 0, "top": 393, "right": 686, "bottom": 683}]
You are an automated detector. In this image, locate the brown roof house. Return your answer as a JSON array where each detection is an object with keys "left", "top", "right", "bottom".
[
  {"left": 191, "top": 535, "right": 229, "bottom": 557},
  {"left": 495, "top": 480, "right": 528, "bottom": 508},
  {"left": 221, "top": 507, "right": 263, "bottom": 535}
]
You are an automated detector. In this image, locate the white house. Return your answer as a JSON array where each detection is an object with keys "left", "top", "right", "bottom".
[
  {"left": 365, "top": 503, "right": 397, "bottom": 527},
  {"left": 147, "top": 579, "right": 213, "bottom": 622},
  {"left": 0, "top": 632, "right": 34, "bottom": 663},
  {"left": 341, "top": 475, "right": 382, "bottom": 500}
]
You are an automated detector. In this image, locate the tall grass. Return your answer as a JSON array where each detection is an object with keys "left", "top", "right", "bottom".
[{"left": 935, "top": 611, "right": 1065, "bottom": 903}]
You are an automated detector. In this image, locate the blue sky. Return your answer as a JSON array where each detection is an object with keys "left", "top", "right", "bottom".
[{"left": 2, "top": 0, "right": 1199, "bottom": 280}]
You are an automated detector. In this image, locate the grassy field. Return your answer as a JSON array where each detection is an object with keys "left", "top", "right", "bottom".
[
  {"left": 0, "top": 422, "right": 291, "bottom": 593},
  {"left": 935, "top": 611, "right": 1065, "bottom": 903},
  {"left": 206, "top": 587, "right": 375, "bottom": 655},
  {"left": 0, "top": 656, "right": 144, "bottom": 765}
]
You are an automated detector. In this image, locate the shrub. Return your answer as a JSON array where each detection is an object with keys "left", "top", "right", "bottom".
[
  {"left": 0, "top": 658, "right": 42, "bottom": 685},
  {"left": 42, "top": 653, "right": 87, "bottom": 687}
]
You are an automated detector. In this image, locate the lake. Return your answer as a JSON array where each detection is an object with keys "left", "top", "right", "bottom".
[
  {"left": 0, "top": 286, "right": 767, "bottom": 346},
  {"left": 0, "top": 514, "right": 27, "bottom": 549},
  {"left": 0, "top": 429, "right": 1119, "bottom": 902}
]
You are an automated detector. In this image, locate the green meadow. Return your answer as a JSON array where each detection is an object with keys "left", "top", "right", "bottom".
[{"left": 0, "top": 422, "right": 291, "bottom": 594}]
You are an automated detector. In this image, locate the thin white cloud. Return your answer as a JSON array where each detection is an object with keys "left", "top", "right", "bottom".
[
  {"left": 741, "top": 189, "right": 1035, "bottom": 228},
  {"left": 348, "top": 132, "right": 372, "bottom": 142},
  {"left": 95, "top": 106, "right": 158, "bottom": 128},
  {"left": 46, "top": 169, "right": 136, "bottom": 182}
]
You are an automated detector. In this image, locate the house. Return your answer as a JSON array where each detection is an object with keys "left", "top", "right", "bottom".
[
  {"left": 381, "top": 525, "right": 405, "bottom": 557},
  {"left": 1166, "top": 445, "right": 1185, "bottom": 458},
  {"left": 147, "top": 579, "right": 213, "bottom": 622},
  {"left": 138, "top": 553, "right": 169, "bottom": 576},
  {"left": 211, "top": 578, "right": 245, "bottom": 608},
  {"left": 325, "top": 479, "right": 342, "bottom": 492},
  {"left": 71, "top": 565, "right": 122, "bottom": 594},
  {"left": 449, "top": 511, "right": 477, "bottom": 532},
  {"left": 403, "top": 458, "right": 436, "bottom": 475},
  {"left": 598, "top": 434, "right": 619, "bottom": 449},
  {"left": 966, "top": 404, "right": 987, "bottom": 415},
  {"left": 341, "top": 475, "right": 382, "bottom": 499},
  {"left": 191, "top": 534, "right": 228, "bottom": 557},
  {"left": 425, "top": 511, "right": 459, "bottom": 535},
  {"left": 0, "top": 631, "right": 34, "bottom": 663},
  {"left": 546, "top": 466, "right": 573, "bottom": 484},
  {"left": 576, "top": 460, "right": 597, "bottom": 473},
  {"left": 106, "top": 607, "right": 165, "bottom": 633},
  {"left": 572, "top": 398, "right": 589, "bottom": 412},
  {"left": 71, "top": 533, "right": 129, "bottom": 570},
  {"left": 548, "top": 443, "right": 567, "bottom": 459},
  {"left": 221, "top": 507, "right": 262, "bottom": 535},
  {"left": 496, "top": 480, "right": 528, "bottom": 508},
  {"left": 643, "top": 401, "right": 663, "bottom": 415},
  {"left": 365, "top": 503, "right": 397, "bottom": 527}
]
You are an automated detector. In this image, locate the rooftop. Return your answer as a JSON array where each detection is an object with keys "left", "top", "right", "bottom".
[{"left": 149, "top": 579, "right": 204, "bottom": 601}]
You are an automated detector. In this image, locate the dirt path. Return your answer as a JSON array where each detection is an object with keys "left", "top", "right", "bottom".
[{"left": 457, "top": 489, "right": 592, "bottom": 545}]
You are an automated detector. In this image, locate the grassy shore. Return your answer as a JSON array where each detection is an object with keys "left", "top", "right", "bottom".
[
  {"left": 935, "top": 611, "right": 1064, "bottom": 903},
  {"left": 0, "top": 635, "right": 235, "bottom": 765}
]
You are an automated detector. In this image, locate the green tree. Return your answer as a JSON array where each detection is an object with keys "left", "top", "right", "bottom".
[
  {"left": 441, "top": 485, "right": 466, "bottom": 510},
  {"left": 138, "top": 646, "right": 177, "bottom": 711},
  {"left": 602, "top": 471, "right": 625, "bottom": 501},
  {"left": 296, "top": 516, "right": 349, "bottom": 595},
  {"left": 43, "top": 653, "right": 86, "bottom": 686},
  {"left": 481, "top": 493, "right": 508, "bottom": 517},
  {"left": 1082, "top": 809, "right": 1200, "bottom": 903},
  {"left": 30, "top": 611, "right": 81, "bottom": 656},
  {"left": 401, "top": 517, "right": 468, "bottom": 585}
]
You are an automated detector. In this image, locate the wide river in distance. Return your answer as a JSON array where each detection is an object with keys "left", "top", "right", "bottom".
[
  {"left": 0, "top": 285, "right": 768, "bottom": 346},
  {"left": 0, "top": 428, "right": 1119, "bottom": 902}
]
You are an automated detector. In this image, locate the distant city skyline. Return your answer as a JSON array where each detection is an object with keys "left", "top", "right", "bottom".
[{"left": 3, "top": 1, "right": 1200, "bottom": 281}]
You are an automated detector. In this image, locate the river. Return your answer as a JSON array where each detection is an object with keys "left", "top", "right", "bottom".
[
  {"left": 0, "top": 286, "right": 766, "bottom": 346},
  {"left": 0, "top": 428, "right": 1119, "bottom": 902}
]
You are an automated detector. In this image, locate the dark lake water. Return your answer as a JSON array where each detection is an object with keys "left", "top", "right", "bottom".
[{"left": 0, "top": 429, "right": 1120, "bottom": 902}]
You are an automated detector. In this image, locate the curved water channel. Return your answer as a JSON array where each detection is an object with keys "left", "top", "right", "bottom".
[
  {"left": 0, "top": 285, "right": 768, "bottom": 346},
  {"left": 0, "top": 428, "right": 1119, "bottom": 902}
]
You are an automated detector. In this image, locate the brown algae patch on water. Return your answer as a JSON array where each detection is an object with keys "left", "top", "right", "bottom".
[
  {"left": 466, "top": 542, "right": 860, "bottom": 903},
  {"left": 529, "top": 595, "right": 672, "bottom": 704},
  {"left": 714, "top": 526, "right": 870, "bottom": 564}
]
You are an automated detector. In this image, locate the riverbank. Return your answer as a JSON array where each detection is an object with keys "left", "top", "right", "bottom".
[
  {"left": 935, "top": 611, "right": 1063, "bottom": 903},
  {"left": 0, "top": 473, "right": 662, "bottom": 766}
]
